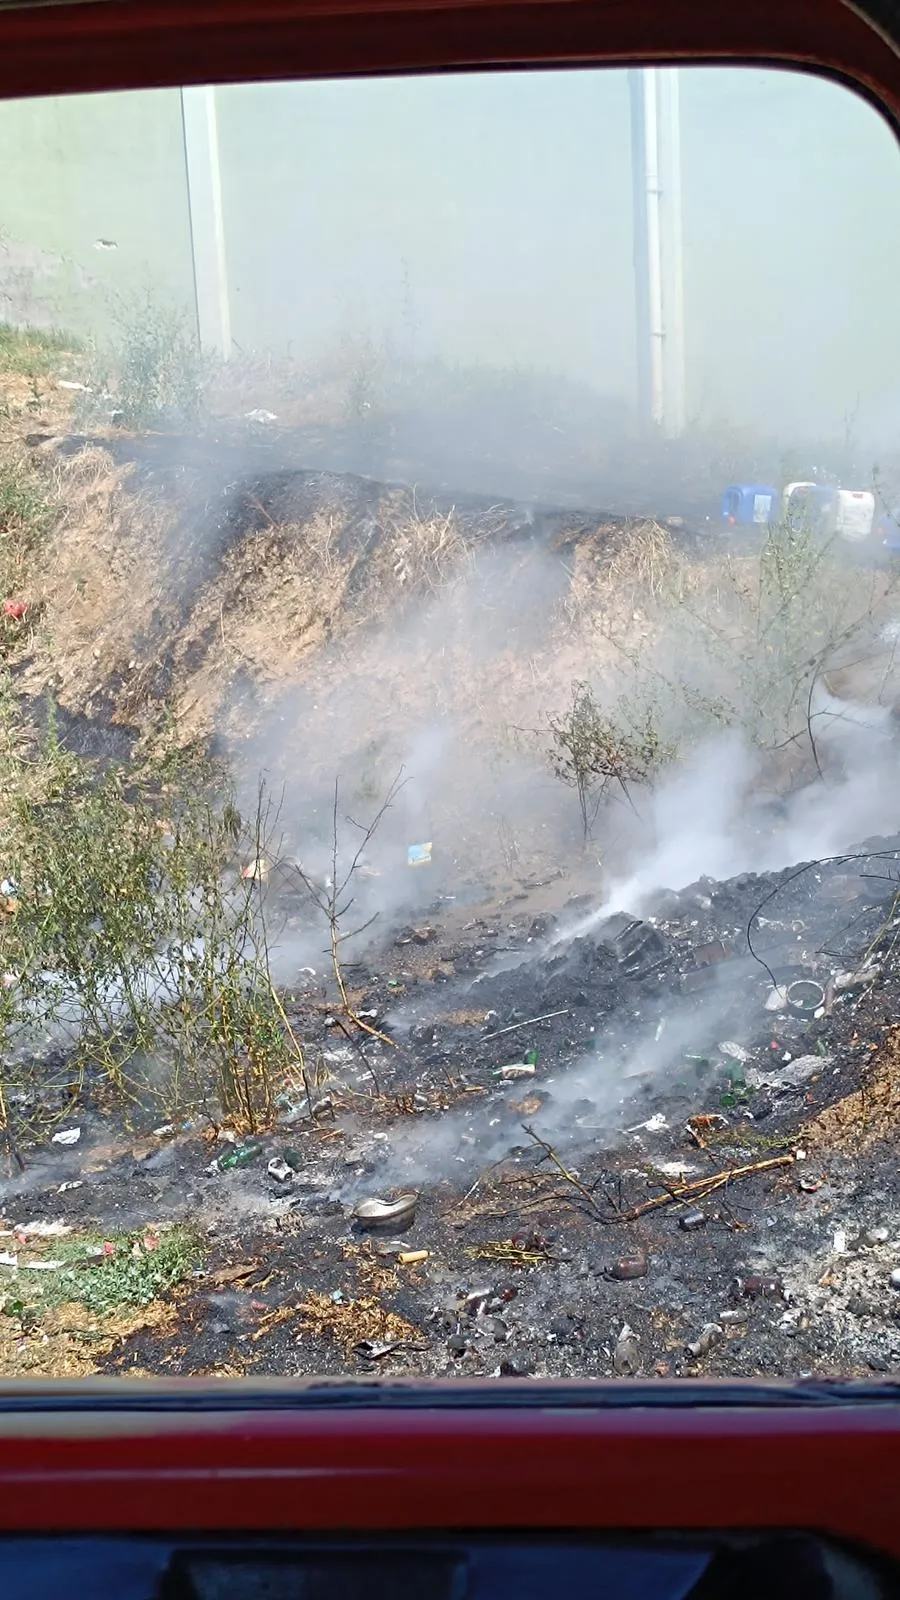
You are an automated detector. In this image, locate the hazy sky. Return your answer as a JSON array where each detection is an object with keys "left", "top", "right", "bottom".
[
  {"left": 0, "top": 66, "right": 897, "bottom": 442},
  {"left": 215, "top": 67, "right": 900, "bottom": 440}
]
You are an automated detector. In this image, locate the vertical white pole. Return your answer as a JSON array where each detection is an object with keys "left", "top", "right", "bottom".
[
  {"left": 180, "top": 85, "right": 232, "bottom": 357},
  {"left": 629, "top": 68, "right": 665, "bottom": 429},
  {"left": 629, "top": 69, "right": 651, "bottom": 424},
  {"left": 643, "top": 69, "right": 665, "bottom": 428},
  {"left": 657, "top": 66, "right": 686, "bottom": 436}
]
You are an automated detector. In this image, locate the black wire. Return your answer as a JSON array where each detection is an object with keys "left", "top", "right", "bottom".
[{"left": 746, "top": 847, "right": 900, "bottom": 986}]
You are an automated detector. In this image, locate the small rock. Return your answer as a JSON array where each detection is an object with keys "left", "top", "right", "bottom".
[
  {"left": 733, "top": 1274, "right": 784, "bottom": 1300},
  {"left": 861, "top": 1226, "right": 890, "bottom": 1247},
  {"left": 479, "top": 1315, "right": 510, "bottom": 1342},
  {"left": 448, "top": 1333, "right": 468, "bottom": 1356},
  {"left": 549, "top": 1313, "right": 581, "bottom": 1344},
  {"left": 499, "top": 1353, "right": 534, "bottom": 1377},
  {"left": 798, "top": 1173, "right": 824, "bottom": 1193},
  {"left": 888, "top": 1268, "right": 900, "bottom": 1290}
]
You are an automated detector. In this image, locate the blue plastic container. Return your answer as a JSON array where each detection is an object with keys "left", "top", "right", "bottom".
[{"left": 721, "top": 485, "right": 778, "bottom": 527}]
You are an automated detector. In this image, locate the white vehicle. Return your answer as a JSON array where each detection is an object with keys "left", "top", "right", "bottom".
[
  {"left": 783, "top": 482, "right": 875, "bottom": 543},
  {"left": 828, "top": 488, "right": 875, "bottom": 543},
  {"left": 782, "top": 481, "right": 825, "bottom": 530}
]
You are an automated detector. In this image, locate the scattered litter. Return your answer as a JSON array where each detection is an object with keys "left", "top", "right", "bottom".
[
  {"left": 679, "top": 1208, "right": 707, "bottom": 1232},
  {"left": 749, "top": 1054, "right": 826, "bottom": 1093},
  {"left": 22, "top": 1259, "right": 63, "bottom": 1271},
  {"left": 686, "top": 1113, "right": 727, "bottom": 1147},
  {"left": 371, "top": 1238, "right": 412, "bottom": 1259},
  {"left": 267, "top": 1157, "right": 294, "bottom": 1183},
  {"left": 355, "top": 1339, "right": 401, "bottom": 1360},
  {"left": 719, "top": 1041, "right": 752, "bottom": 1063},
  {"left": 245, "top": 408, "right": 278, "bottom": 424},
  {"left": 353, "top": 1192, "right": 419, "bottom": 1230},
  {"left": 13, "top": 1221, "right": 71, "bottom": 1238},
  {"left": 0, "top": 878, "right": 17, "bottom": 897},
  {"left": 51, "top": 1127, "right": 81, "bottom": 1147},
  {"left": 719, "top": 1308, "right": 749, "bottom": 1327},
  {"left": 240, "top": 857, "right": 269, "bottom": 882},
  {"left": 606, "top": 1254, "right": 648, "bottom": 1281},
  {"left": 0, "top": 1252, "right": 17, "bottom": 1268},
  {"left": 859, "top": 1226, "right": 890, "bottom": 1247},
  {"left": 407, "top": 843, "right": 433, "bottom": 868},
  {"left": 153, "top": 1124, "right": 174, "bottom": 1138},
  {"left": 786, "top": 980, "right": 824, "bottom": 1015},
  {"left": 483, "top": 1009, "right": 568, "bottom": 1041},
  {"left": 686, "top": 1322, "right": 723, "bottom": 1359},
  {"left": 890, "top": 1269, "right": 900, "bottom": 1291},
  {"left": 214, "top": 1143, "right": 262, "bottom": 1172},
  {"left": 834, "top": 965, "right": 881, "bottom": 991},
  {"left": 58, "top": 379, "right": 91, "bottom": 392},
  {"left": 613, "top": 1323, "right": 640, "bottom": 1375},
  {"left": 398, "top": 1250, "right": 429, "bottom": 1266},
  {"left": 764, "top": 985, "right": 789, "bottom": 1012},
  {"left": 2, "top": 600, "right": 27, "bottom": 621},
  {"left": 500, "top": 1062, "right": 535, "bottom": 1080},
  {"left": 833, "top": 1227, "right": 849, "bottom": 1255},
  {"left": 627, "top": 1113, "right": 667, "bottom": 1134},
  {"left": 57, "top": 1180, "right": 83, "bottom": 1194},
  {"left": 778, "top": 1053, "right": 826, "bottom": 1089}
]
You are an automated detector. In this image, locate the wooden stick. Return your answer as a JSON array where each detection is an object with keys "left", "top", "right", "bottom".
[
  {"left": 484, "top": 1008, "right": 569, "bottom": 1040},
  {"left": 622, "top": 1153, "right": 794, "bottom": 1221}
]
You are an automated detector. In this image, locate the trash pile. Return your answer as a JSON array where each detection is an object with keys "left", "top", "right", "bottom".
[{"left": 4, "top": 826, "right": 900, "bottom": 1382}]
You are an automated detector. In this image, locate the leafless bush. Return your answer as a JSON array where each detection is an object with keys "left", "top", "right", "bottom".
[{"left": 546, "top": 679, "right": 676, "bottom": 840}]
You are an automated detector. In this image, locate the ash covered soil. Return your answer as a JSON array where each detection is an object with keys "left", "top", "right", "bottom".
[{"left": 5, "top": 836, "right": 900, "bottom": 1383}]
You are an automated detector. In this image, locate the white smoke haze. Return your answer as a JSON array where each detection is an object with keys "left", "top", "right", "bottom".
[
  {"left": 334, "top": 677, "right": 900, "bottom": 1193},
  {"left": 579, "top": 710, "right": 900, "bottom": 934}
]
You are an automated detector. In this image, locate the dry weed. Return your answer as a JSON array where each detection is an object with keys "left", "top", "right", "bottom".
[
  {"left": 299, "top": 1290, "right": 422, "bottom": 1353},
  {"left": 803, "top": 1031, "right": 900, "bottom": 1155},
  {"left": 0, "top": 1296, "right": 181, "bottom": 1378}
]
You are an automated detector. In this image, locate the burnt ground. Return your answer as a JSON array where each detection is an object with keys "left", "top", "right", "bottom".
[{"left": 4, "top": 835, "right": 900, "bottom": 1383}]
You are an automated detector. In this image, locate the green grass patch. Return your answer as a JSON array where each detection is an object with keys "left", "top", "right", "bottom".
[
  {"left": 2, "top": 1225, "right": 202, "bottom": 1318},
  {"left": 0, "top": 322, "right": 84, "bottom": 378},
  {"left": 0, "top": 456, "right": 54, "bottom": 544}
]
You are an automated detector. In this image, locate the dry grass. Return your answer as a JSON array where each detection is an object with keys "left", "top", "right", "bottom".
[
  {"left": 298, "top": 1290, "right": 423, "bottom": 1354},
  {"left": 14, "top": 445, "right": 174, "bottom": 720},
  {"left": 0, "top": 1296, "right": 181, "bottom": 1377},
  {"left": 803, "top": 1030, "right": 900, "bottom": 1155},
  {"left": 378, "top": 503, "right": 471, "bottom": 595},
  {"left": 600, "top": 519, "right": 682, "bottom": 603}
]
